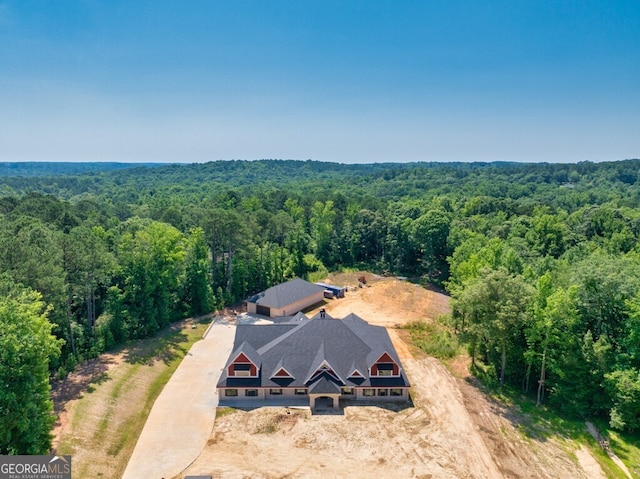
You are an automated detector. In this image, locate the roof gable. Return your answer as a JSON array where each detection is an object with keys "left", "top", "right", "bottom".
[
  {"left": 226, "top": 341, "right": 261, "bottom": 369},
  {"left": 308, "top": 374, "right": 342, "bottom": 394},
  {"left": 234, "top": 352, "right": 252, "bottom": 363},
  {"left": 270, "top": 358, "right": 294, "bottom": 379},
  {"left": 374, "top": 352, "right": 396, "bottom": 364},
  {"left": 307, "top": 359, "right": 342, "bottom": 384},
  {"left": 342, "top": 314, "right": 403, "bottom": 366}
]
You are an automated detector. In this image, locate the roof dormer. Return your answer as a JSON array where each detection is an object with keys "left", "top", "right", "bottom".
[
  {"left": 227, "top": 342, "right": 260, "bottom": 378},
  {"left": 369, "top": 351, "right": 400, "bottom": 377}
]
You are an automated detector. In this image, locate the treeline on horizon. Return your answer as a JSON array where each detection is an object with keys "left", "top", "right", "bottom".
[{"left": 1, "top": 158, "right": 640, "bottom": 454}]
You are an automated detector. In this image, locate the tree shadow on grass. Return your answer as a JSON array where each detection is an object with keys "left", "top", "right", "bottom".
[
  {"left": 462, "top": 365, "right": 593, "bottom": 445},
  {"left": 121, "top": 321, "right": 194, "bottom": 366},
  {"left": 608, "top": 432, "right": 632, "bottom": 461},
  {"left": 50, "top": 355, "right": 116, "bottom": 436}
]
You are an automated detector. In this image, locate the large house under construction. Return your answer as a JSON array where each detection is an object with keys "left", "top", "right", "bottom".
[{"left": 217, "top": 310, "right": 410, "bottom": 409}]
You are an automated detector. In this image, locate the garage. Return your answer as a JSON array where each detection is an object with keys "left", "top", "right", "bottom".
[{"left": 246, "top": 278, "right": 326, "bottom": 318}]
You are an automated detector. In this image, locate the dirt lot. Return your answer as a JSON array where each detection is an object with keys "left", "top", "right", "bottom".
[
  {"left": 179, "top": 276, "right": 607, "bottom": 479},
  {"left": 311, "top": 273, "right": 451, "bottom": 326}
]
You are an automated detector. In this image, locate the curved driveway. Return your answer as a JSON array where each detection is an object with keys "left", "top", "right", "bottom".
[{"left": 122, "top": 323, "right": 236, "bottom": 479}]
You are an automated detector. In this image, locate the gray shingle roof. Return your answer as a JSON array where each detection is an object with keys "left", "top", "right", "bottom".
[
  {"left": 247, "top": 278, "right": 325, "bottom": 308},
  {"left": 308, "top": 374, "right": 342, "bottom": 394},
  {"left": 217, "top": 313, "right": 410, "bottom": 389},
  {"left": 232, "top": 324, "right": 299, "bottom": 351}
]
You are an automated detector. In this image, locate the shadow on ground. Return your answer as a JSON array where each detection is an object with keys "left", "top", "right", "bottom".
[
  {"left": 121, "top": 327, "right": 191, "bottom": 366},
  {"left": 50, "top": 355, "right": 115, "bottom": 433}
]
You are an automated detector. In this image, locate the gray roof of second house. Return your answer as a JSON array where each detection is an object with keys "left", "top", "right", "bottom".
[{"left": 247, "top": 278, "right": 325, "bottom": 308}]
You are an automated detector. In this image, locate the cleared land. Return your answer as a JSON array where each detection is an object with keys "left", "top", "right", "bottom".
[
  {"left": 52, "top": 319, "right": 208, "bottom": 479},
  {"left": 52, "top": 275, "right": 630, "bottom": 479},
  {"left": 180, "top": 275, "right": 613, "bottom": 479}
]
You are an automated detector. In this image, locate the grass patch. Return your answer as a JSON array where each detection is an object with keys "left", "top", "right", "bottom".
[
  {"left": 55, "top": 321, "right": 206, "bottom": 479},
  {"left": 216, "top": 407, "right": 238, "bottom": 419},
  {"left": 404, "top": 320, "right": 460, "bottom": 359},
  {"left": 95, "top": 364, "right": 141, "bottom": 441},
  {"left": 590, "top": 418, "right": 640, "bottom": 479},
  {"left": 468, "top": 368, "right": 640, "bottom": 478}
]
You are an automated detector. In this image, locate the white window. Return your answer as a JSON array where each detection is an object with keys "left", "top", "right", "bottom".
[
  {"left": 363, "top": 388, "right": 375, "bottom": 397},
  {"left": 341, "top": 387, "right": 354, "bottom": 395},
  {"left": 294, "top": 388, "right": 308, "bottom": 395},
  {"left": 245, "top": 389, "right": 258, "bottom": 397},
  {"left": 234, "top": 364, "right": 252, "bottom": 376},
  {"left": 390, "top": 388, "right": 403, "bottom": 396},
  {"left": 376, "top": 364, "right": 394, "bottom": 376},
  {"left": 378, "top": 389, "right": 388, "bottom": 396},
  {"left": 225, "top": 389, "right": 238, "bottom": 397},
  {"left": 269, "top": 388, "right": 282, "bottom": 395}
]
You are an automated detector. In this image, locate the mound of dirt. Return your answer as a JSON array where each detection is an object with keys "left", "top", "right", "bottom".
[{"left": 310, "top": 276, "right": 450, "bottom": 327}]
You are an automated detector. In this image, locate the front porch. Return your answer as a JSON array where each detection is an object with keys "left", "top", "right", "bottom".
[
  {"left": 309, "top": 393, "right": 341, "bottom": 410},
  {"left": 219, "top": 394, "right": 349, "bottom": 415}
]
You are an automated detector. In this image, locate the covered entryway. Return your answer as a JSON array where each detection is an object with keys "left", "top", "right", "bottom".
[
  {"left": 313, "top": 396, "right": 335, "bottom": 409},
  {"left": 256, "top": 305, "right": 270, "bottom": 316},
  {"left": 308, "top": 374, "right": 341, "bottom": 410}
]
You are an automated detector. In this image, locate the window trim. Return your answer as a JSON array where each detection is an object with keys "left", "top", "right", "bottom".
[{"left": 225, "top": 389, "right": 238, "bottom": 397}]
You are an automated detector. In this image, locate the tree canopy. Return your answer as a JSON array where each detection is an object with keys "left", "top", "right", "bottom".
[{"left": 1, "top": 157, "right": 640, "bottom": 451}]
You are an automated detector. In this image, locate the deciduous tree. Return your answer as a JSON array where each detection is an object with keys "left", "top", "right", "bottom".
[{"left": 0, "top": 280, "right": 62, "bottom": 454}]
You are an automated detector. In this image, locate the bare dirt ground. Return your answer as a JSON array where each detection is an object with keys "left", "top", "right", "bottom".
[
  {"left": 180, "top": 276, "right": 607, "bottom": 479},
  {"left": 310, "top": 273, "right": 451, "bottom": 326}
]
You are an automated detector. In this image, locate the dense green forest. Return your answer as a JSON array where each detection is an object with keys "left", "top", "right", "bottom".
[
  {"left": 0, "top": 162, "right": 166, "bottom": 177},
  {"left": 1, "top": 158, "right": 640, "bottom": 453}
]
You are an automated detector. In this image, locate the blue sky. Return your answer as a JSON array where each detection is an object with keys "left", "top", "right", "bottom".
[{"left": 1, "top": 1, "right": 639, "bottom": 163}]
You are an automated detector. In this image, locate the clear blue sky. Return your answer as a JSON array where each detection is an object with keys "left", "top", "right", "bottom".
[{"left": 1, "top": 1, "right": 639, "bottom": 163}]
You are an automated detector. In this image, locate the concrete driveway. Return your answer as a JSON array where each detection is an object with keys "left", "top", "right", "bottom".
[{"left": 122, "top": 322, "right": 236, "bottom": 479}]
